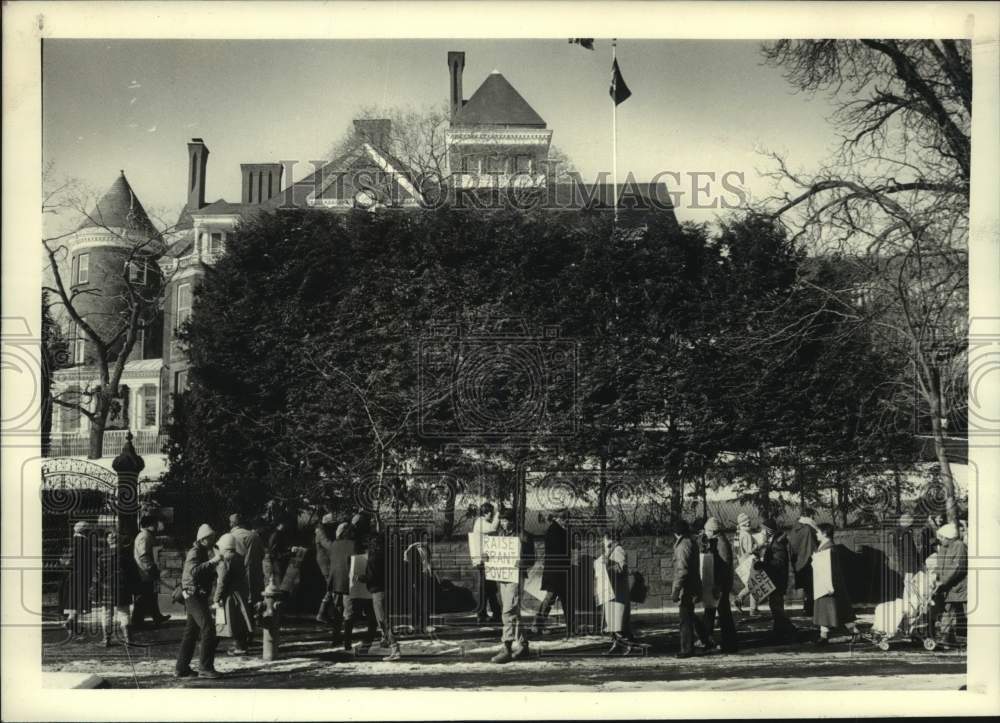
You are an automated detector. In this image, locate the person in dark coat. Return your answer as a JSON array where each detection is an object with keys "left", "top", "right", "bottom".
[
  {"left": 263, "top": 516, "right": 294, "bottom": 589},
  {"left": 132, "top": 515, "right": 170, "bottom": 628},
  {"left": 175, "top": 523, "right": 224, "bottom": 679},
  {"left": 62, "top": 520, "right": 96, "bottom": 636},
  {"left": 811, "top": 523, "right": 859, "bottom": 644},
  {"left": 96, "top": 530, "right": 136, "bottom": 646},
  {"left": 314, "top": 513, "right": 337, "bottom": 623},
  {"left": 787, "top": 509, "right": 819, "bottom": 617},
  {"left": 701, "top": 518, "right": 738, "bottom": 653},
  {"left": 934, "top": 523, "right": 967, "bottom": 643},
  {"left": 533, "top": 510, "right": 575, "bottom": 636},
  {"left": 754, "top": 518, "right": 796, "bottom": 641},
  {"left": 671, "top": 519, "right": 702, "bottom": 658},
  {"left": 358, "top": 533, "right": 401, "bottom": 661}
]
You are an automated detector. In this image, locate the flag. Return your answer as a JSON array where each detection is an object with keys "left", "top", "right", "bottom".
[
  {"left": 569, "top": 38, "right": 595, "bottom": 50},
  {"left": 610, "top": 58, "right": 632, "bottom": 105}
]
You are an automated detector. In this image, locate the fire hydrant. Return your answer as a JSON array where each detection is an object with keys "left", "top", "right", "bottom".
[{"left": 261, "top": 584, "right": 286, "bottom": 661}]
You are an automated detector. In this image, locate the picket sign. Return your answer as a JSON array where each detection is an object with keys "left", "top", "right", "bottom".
[
  {"left": 523, "top": 560, "right": 546, "bottom": 601},
  {"left": 811, "top": 547, "right": 834, "bottom": 599},
  {"left": 593, "top": 556, "right": 615, "bottom": 605},
  {"left": 736, "top": 554, "right": 776, "bottom": 600},
  {"left": 483, "top": 536, "right": 520, "bottom": 584}
]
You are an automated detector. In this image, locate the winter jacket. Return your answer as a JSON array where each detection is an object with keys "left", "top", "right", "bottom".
[
  {"left": 181, "top": 544, "right": 217, "bottom": 597},
  {"left": 755, "top": 533, "right": 791, "bottom": 594},
  {"left": 133, "top": 528, "right": 158, "bottom": 583},
  {"left": 935, "top": 538, "right": 967, "bottom": 603},
  {"left": 215, "top": 553, "right": 249, "bottom": 604},
  {"left": 709, "top": 533, "right": 735, "bottom": 594},
  {"left": 890, "top": 526, "right": 926, "bottom": 575},
  {"left": 230, "top": 526, "right": 265, "bottom": 603},
  {"left": 787, "top": 520, "right": 818, "bottom": 574},
  {"left": 671, "top": 535, "right": 702, "bottom": 601},
  {"left": 361, "top": 545, "right": 388, "bottom": 594},
  {"left": 541, "top": 521, "right": 570, "bottom": 592},
  {"left": 314, "top": 524, "right": 336, "bottom": 580},
  {"left": 329, "top": 538, "right": 358, "bottom": 594},
  {"left": 96, "top": 542, "right": 136, "bottom": 607}
]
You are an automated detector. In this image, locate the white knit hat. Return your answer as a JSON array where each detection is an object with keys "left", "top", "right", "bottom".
[
  {"left": 936, "top": 523, "right": 958, "bottom": 541},
  {"left": 196, "top": 523, "right": 216, "bottom": 542},
  {"left": 216, "top": 533, "right": 236, "bottom": 552},
  {"left": 73, "top": 520, "right": 91, "bottom": 534}
]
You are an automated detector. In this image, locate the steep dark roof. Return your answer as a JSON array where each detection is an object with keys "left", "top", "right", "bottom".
[
  {"left": 194, "top": 199, "right": 250, "bottom": 216},
  {"left": 452, "top": 71, "right": 546, "bottom": 128},
  {"left": 78, "top": 172, "right": 156, "bottom": 234}
]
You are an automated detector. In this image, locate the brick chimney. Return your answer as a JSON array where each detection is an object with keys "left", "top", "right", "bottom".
[
  {"left": 186, "top": 139, "right": 209, "bottom": 211},
  {"left": 353, "top": 119, "right": 391, "bottom": 151},
  {"left": 240, "top": 163, "right": 284, "bottom": 205},
  {"left": 448, "top": 51, "right": 465, "bottom": 121}
]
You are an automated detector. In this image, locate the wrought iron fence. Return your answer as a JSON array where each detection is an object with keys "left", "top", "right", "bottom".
[{"left": 45, "top": 429, "right": 165, "bottom": 458}]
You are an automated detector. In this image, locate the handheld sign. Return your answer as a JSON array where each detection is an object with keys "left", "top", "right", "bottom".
[
  {"left": 483, "top": 535, "right": 520, "bottom": 584},
  {"left": 736, "top": 554, "right": 776, "bottom": 600},
  {"left": 811, "top": 547, "right": 834, "bottom": 599}
]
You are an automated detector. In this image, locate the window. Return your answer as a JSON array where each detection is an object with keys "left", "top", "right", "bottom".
[
  {"left": 135, "top": 327, "right": 145, "bottom": 357},
  {"left": 515, "top": 155, "right": 532, "bottom": 173},
  {"left": 128, "top": 260, "right": 147, "bottom": 284},
  {"left": 77, "top": 253, "right": 90, "bottom": 284},
  {"left": 174, "top": 370, "right": 189, "bottom": 392},
  {"left": 71, "top": 322, "right": 86, "bottom": 365},
  {"left": 175, "top": 282, "right": 192, "bottom": 330},
  {"left": 461, "top": 155, "right": 478, "bottom": 173},
  {"left": 485, "top": 155, "right": 504, "bottom": 174},
  {"left": 209, "top": 232, "right": 224, "bottom": 255},
  {"left": 60, "top": 386, "right": 81, "bottom": 432},
  {"left": 140, "top": 384, "right": 157, "bottom": 428}
]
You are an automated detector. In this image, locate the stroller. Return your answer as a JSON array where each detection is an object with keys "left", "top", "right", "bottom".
[{"left": 869, "top": 557, "right": 963, "bottom": 651}]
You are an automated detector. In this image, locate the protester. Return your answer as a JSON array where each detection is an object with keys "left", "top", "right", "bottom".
[
  {"left": 787, "top": 508, "right": 819, "bottom": 617},
  {"left": 671, "top": 519, "right": 702, "bottom": 658},
  {"left": 490, "top": 509, "right": 535, "bottom": 663},
  {"left": 472, "top": 502, "right": 502, "bottom": 624},
  {"left": 176, "top": 524, "right": 224, "bottom": 679},
  {"left": 62, "top": 520, "right": 96, "bottom": 637},
  {"left": 890, "top": 513, "right": 931, "bottom": 589},
  {"left": 214, "top": 533, "right": 254, "bottom": 655},
  {"left": 229, "top": 513, "right": 265, "bottom": 612},
  {"left": 403, "top": 538, "right": 435, "bottom": 634},
  {"left": 533, "top": 510, "right": 575, "bottom": 636},
  {"left": 263, "top": 514, "right": 294, "bottom": 589},
  {"left": 811, "top": 523, "right": 859, "bottom": 644},
  {"left": 754, "top": 518, "right": 796, "bottom": 641},
  {"left": 701, "top": 518, "right": 738, "bottom": 653},
  {"left": 597, "top": 528, "right": 635, "bottom": 654},
  {"left": 358, "top": 533, "right": 402, "bottom": 661},
  {"left": 933, "top": 523, "right": 967, "bottom": 644},
  {"left": 314, "top": 513, "right": 337, "bottom": 624},
  {"left": 731, "top": 512, "right": 759, "bottom": 615},
  {"left": 328, "top": 521, "right": 374, "bottom": 651},
  {"left": 132, "top": 515, "right": 170, "bottom": 628},
  {"left": 96, "top": 530, "right": 135, "bottom": 646}
]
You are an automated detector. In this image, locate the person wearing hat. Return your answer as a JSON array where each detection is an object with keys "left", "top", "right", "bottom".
[
  {"left": 671, "top": 519, "right": 702, "bottom": 658},
  {"left": 533, "top": 509, "right": 575, "bottom": 636},
  {"left": 489, "top": 508, "right": 536, "bottom": 663},
  {"left": 701, "top": 517, "right": 738, "bottom": 653},
  {"left": 753, "top": 518, "right": 796, "bottom": 641},
  {"left": 731, "top": 512, "right": 759, "bottom": 615},
  {"left": 132, "top": 514, "right": 171, "bottom": 629},
  {"left": 787, "top": 508, "right": 819, "bottom": 617},
  {"left": 62, "top": 520, "right": 96, "bottom": 637},
  {"left": 933, "top": 522, "right": 967, "bottom": 644},
  {"left": 214, "top": 532, "right": 254, "bottom": 655},
  {"left": 175, "top": 523, "right": 224, "bottom": 679},
  {"left": 314, "top": 513, "right": 338, "bottom": 623},
  {"left": 229, "top": 513, "right": 265, "bottom": 612},
  {"left": 472, "top": 502, "right": 502, "bottom": 624}
]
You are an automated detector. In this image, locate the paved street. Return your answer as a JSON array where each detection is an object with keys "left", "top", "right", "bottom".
[{"left": 42, "top": 606, "right": 965, "bottom": 690}]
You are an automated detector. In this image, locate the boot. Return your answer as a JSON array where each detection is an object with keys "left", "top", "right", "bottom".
[
  {"left": 104, "top": 632, "right": 113, "bottom": 648},
  {"left": 343, "top": 621, "right": 354, "bottom": 652},
  {"left": 316, "top": 594, "right": 333, "bottom": 624},
  {"left": 511, "top": 641, "right": 530, "bottom": 661},
  {"left": 491, "top": 643, "right": 513, "bottom": 664},
  {"left": 383, "top": 645, "right": 402, "bottom": 662}
]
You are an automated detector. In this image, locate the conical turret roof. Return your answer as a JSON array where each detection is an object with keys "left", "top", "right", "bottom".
[{"left": 78, "top": 171, "right": 156, "bottom": 235}]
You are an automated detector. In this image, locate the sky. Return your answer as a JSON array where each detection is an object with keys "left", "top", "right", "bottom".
[{"left": 42, "top": 39, "right": 842, "bottom": 227}]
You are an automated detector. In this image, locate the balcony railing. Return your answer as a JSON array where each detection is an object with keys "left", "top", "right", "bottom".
[{"left": 45, "top": 429, "right": 166, "bottom": 458}]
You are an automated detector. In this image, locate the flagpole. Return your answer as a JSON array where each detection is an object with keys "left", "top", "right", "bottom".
[{"left": 612, "top": 39, "right": 618, "bottom": 225}]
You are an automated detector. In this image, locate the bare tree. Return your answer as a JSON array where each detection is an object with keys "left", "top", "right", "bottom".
[
  {"left": 759, "top": 39, "right": 970, "bottom": 523},
  {"left": 42, "top": 167, "right": 178, "bottom": 458}
]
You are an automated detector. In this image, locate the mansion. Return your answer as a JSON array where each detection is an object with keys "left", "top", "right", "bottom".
[{"left": 48, "top": 50, "right": 676, "bottom": 460}]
